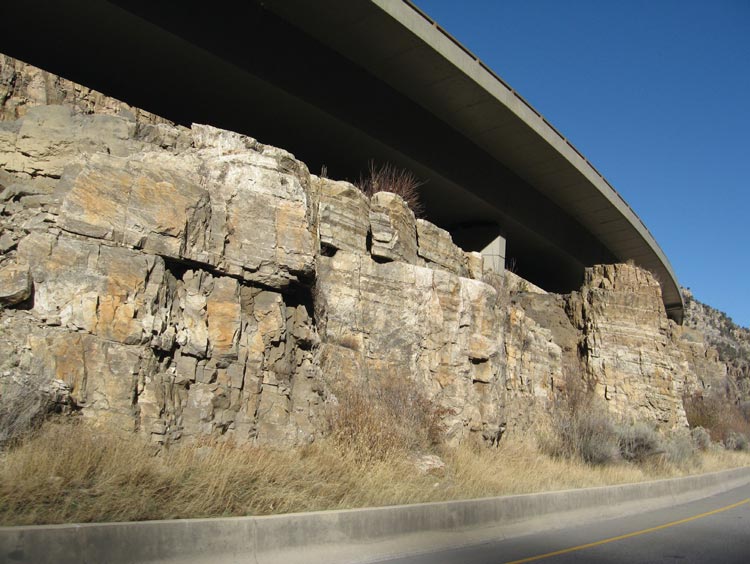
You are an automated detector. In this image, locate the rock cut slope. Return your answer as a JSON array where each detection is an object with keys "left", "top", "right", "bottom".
[{"left": 0, "top": 55, "right": 740, "bottom": 447}]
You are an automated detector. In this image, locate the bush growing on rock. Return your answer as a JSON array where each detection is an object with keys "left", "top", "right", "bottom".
[
  {"left": 663, "top": 430, "right": 699, "bottom": 469},
  {"left": 539, "top": 374, "right": 686, "bottom": 467},
  {"left": 539, "top": 393, "right": 620, "bottom": 466},
  {"left": 541, "top": 403, "right": 697, "bottom": 468},
  {"left": 355, "top": 161, "right": 425, "bottom": 217}
]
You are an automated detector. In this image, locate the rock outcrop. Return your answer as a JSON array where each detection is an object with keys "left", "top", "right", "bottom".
[
  {"left": 567, "top": 265, "right": 691, "bottom": 426},
  {"left": 682, "top": 289, "right": 750, "bottom": 405},
  {"left": 316, "top": 250, "right": 504, "bottom": 443},
  {"left": 1, "top": 54, "right": 742, "bottom": 447},
  {"left": 1, "top": 54, "right": 168, "bottom": 127}
]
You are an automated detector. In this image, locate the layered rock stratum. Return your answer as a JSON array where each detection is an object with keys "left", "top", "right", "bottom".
[
  {"left": 683, "top": 289, "right": 750, "bottom": 405},
  {"left": 0, "top": 54, "right": 743, "bottom": 446}
]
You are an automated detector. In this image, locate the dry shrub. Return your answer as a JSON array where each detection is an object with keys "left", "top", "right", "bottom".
[
  {"left": 690, "top": 426, "right": 712, "bottom": 451},
  {"left": 541, "top": 401, "right": 700, "bottom": 469},
  {"left": 724, "top": 431, "right": 749, "bottom": 452},
  {"left": 683, "top": 390, "right": 750, "bottom": 447},
  {"left": 662, "top": 430, "right": 700, "bottom": 470},
  {"left": 538, "top": 396, "right": 619, "bottom": 465},
  {"left": 356, "top": 161, "right": 425, "bottom": 217},
  {"left": 616, "top": 422, "right": 664, "bottom": 464},
  {"left": 327, "top": 378, "right": 445, "bottom": 462},
  {"left": 539, "top": 372, "right": 620, "bottom": 465},
  {"left": 540, "top": 374, "right": 668, "bottom": 467}
]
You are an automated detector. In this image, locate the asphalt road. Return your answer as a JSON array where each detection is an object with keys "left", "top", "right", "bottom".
[{"left": 378, "top": 482, "right": 750, "bottom": 564}]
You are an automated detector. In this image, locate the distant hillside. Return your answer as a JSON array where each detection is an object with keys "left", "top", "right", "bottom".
[{"left": 683, "top": 289, "right": 750, "bottom": 401}]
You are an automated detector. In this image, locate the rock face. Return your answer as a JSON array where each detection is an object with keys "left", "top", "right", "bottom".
[
  {"left": 502, "top": 292, "right": 582, "bottom": 433},
  {"left": 0, "top": 71, "right": 326, "bottom": 444},
  {"left": 1, "top": 54, "right": 169, "bottom": 126},
  {"left": 683, "top": 289, "right": 750, "bottom": 403},
  {"left": 568, "top": 265, "right": 692, "bottom": 426},
  {"left": 1, "top": 54, "right": 742, "bottom": 446},
  {"left": 318, "top": 179, "right": 369, "bottom": 255},
  {"left": 316, "top": 250, "right": 504, "bottom": 443},
  {"left": 0, "top": 262, "right": 31, "bottom": 306},
  {"left": 368, "top": 191, "right": 418, "bottom": 264},
  {"left": 416, "top": 219, "right": 467, "bottom": 277}
]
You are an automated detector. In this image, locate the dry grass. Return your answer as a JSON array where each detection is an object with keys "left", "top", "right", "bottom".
[
  {"left": 355, "top": 161, "right": 425, "bottom": 217},
  {"left": 1, "top": 420, "right": 749, "bottom": 526},
  {"left": 327, "top": 379, "right": 446, "bottom": 462},
  {"left": 2, "top": 374, "right": 748, "bottom": 526},
  {"left": 0, "top": 420, "right": 421, "bottom": 525},
  {"left": 699, "top": 447, "right": 750, "bottom": 471}
]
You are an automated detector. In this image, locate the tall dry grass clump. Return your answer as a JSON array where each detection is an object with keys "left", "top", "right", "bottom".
[
  {"left": 327, "top": 377, "right": 445, "bottom": 461},
  {"left": 355, "top": 161, "right": 425, "bottom": 217}
]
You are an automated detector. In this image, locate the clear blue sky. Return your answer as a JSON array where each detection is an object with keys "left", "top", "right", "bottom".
[{"left": 412, "top": 0, "right": 750, "bottom": 328}]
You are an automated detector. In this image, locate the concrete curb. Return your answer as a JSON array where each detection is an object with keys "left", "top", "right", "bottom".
[{"left": 2, "top": 466, "right": 749, "bottom": 564}]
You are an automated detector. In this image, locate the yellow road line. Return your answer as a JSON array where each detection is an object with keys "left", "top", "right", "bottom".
[{"left": 503, "top": 497, "right": 750, "bottom": 564}]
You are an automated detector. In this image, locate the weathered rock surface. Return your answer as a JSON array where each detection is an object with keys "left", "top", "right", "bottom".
[
  {"left": 501, "top": 291, "right": 584, "bottom": 433},
  {"left": 136, "top": 269, "right": 324, "bottom": 445},
  {"left": 0, "top": 261, "right": 31, "bottom": 306},
  {"left": 369, "top": 191, "right": 418, "bottom": 264},
  {"left": 1, "top": 54, "right": 169, "bottom": 126},
  {"left": 51, "top": 124, "right": 316, "bottom": 289},
  {"left": 318, "top": 178, "right": 369, "bottom": 254},
  {"left": 568, "top": 264, "right": 693, "bottom": 427},
  {"left": 1, "top": 54, "right": 744, "bottom": 448},
  {"left": 0, "top": 91, "right": 325, "bottom": 445},
  {"left": 416, "top": 219, "right": 467, "bottom": 276},
  {"left": 315, "top": 251, "right": 504, "bottom": 444},
  {"left": 683, "top": 289, "right": 750, "bottom": 403}
]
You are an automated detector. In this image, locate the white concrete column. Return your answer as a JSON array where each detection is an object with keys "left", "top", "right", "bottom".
[{"left": 481, "top": 235, "right": 506, "bottom": 273}]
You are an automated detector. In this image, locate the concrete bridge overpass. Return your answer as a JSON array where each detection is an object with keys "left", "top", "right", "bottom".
[{"left": 1, "top": 0, "right": 684, "bottom": 321}]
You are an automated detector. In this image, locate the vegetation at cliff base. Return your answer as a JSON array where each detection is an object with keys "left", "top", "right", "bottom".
[{"left": 1, "top": 378, "right": 749, "bottom": 526}]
